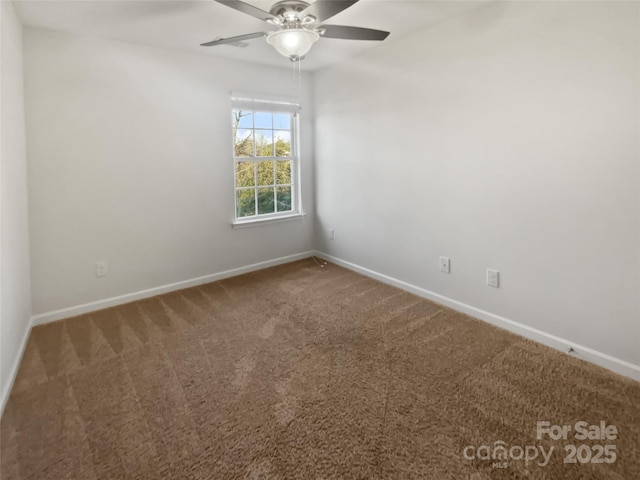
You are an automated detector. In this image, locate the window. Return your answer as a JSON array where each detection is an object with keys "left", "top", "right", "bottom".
[{"left": 232, "top": 95, "right": 301, "bottom": 224}]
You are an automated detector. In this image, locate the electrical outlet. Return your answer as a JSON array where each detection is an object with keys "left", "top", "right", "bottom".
[
  {"left": 440, "top": 256, "right": 450, "bottom": 273},
  {"left": 487, "top": 269, "right": 499, "bottom": 288},
  {"left": 329, "top": 228, "right": 335, "bottom": 240},
  {"left": 96, "top": 261, "right": 108, "bottom": 277}
]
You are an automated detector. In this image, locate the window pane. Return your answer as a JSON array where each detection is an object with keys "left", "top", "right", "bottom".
[
  {"left": 255, "top": 130, "right": 273, "bottom": 157},
  {"left": 236, "top": 161, "right": 255, "bottom": 187},
  {"left": 276, "top": 187, "right": 292, "bottom": 212},
  {"left": 254, "top": 112, "right": 272, "bottom": 129},
  {"left": 236, "top": 189, "right": 256, "bottom": 218},
  {"left": 276, "top": 160, "right": 291, "bottom": 185},
  {"left": 274, "top": 131, "right": 291, "bottom": 157},
  {"left": 233, "top": 110, "right": 253, "bottom": 129},
  {"left": 234, "top": 129, "right": 254, "bottom": 157},
  {"left": 257, "top": 187, "right": 275, "bottom": 215},
  {"left": 273, "top": 113, "right": 291, "bottom": 130},
  {"left": 257, "top": 160, "right": 274, "bottom": 186}
]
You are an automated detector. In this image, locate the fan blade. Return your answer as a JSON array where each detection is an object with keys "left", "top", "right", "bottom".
[
  {"left": 300, "top": 1, "right": 359, "bottom": 23},
  {"left": 215, "top": 0, "right": 278, "bottom": 23},
  {"left": 320, "top": 25, "right": 389, "bottom": 41},
  {"left": 201, "top": 32, "right": 267, "bottom": 46}
]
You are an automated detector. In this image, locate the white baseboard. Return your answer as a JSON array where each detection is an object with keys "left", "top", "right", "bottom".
[
  {"left": 315, "top": 251, "right": 640, "bottom": 382},
  {"left": 1, "top": 314, "right": 34, "bottom": 416},
  {"left": 4, "top": 248, "right": 636, "bottom": 418},
  {"left": 31, "top": 251, "right": 315, "bottom": 326}
]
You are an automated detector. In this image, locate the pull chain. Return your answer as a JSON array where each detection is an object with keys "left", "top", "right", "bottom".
[{"left": 291, "top": 58, "right": 303, "bottom": 104}]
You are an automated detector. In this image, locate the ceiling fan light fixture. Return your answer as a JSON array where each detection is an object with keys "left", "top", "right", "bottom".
[{"left": 266, "top": 29, "right": 319, "bottom": 60}]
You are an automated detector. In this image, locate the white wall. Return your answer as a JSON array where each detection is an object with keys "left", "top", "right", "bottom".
[
  {"left": 24, "top": 27, "right": 314, "bottom": 315},
  {"left": 314, "top": 1, "right": 640, "bottom": 366},
  {"left": 1, "top": 1, "right": 32, "bottom": 402}
]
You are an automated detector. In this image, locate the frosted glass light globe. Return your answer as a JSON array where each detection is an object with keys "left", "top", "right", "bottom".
[{"left": 266, "top": 29, "right": 320, "bottom": 60}]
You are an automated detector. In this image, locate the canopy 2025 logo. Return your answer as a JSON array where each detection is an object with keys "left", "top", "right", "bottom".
[{"left": 462, "top": 420, "right": 618, "bottom": 469}]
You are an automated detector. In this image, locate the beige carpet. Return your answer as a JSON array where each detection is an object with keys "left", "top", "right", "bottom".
[{"left": 1, "top": 259, "right": 639, "bottom": 479}]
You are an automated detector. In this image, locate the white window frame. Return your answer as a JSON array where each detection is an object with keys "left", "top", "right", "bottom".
[{"left": 231, "top": 93, "right": 303, "bottom": 228}]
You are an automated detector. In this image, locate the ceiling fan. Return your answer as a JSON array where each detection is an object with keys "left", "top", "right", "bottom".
[{"left": 201, "top": 0, "right": 390, "bottom": 62}]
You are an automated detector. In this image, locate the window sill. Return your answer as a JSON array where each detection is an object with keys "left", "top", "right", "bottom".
[{"left": 232, "top": 212, "right": 306, "bottom": 229}]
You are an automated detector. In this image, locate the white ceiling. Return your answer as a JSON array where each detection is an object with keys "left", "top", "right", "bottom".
[{"left": 14, "top": 0, "right": 484, "bottom": 71}]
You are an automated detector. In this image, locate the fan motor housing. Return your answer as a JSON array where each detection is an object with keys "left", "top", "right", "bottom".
[{"left": 269, "top": 0, "right": 311, "bottom": 22}]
